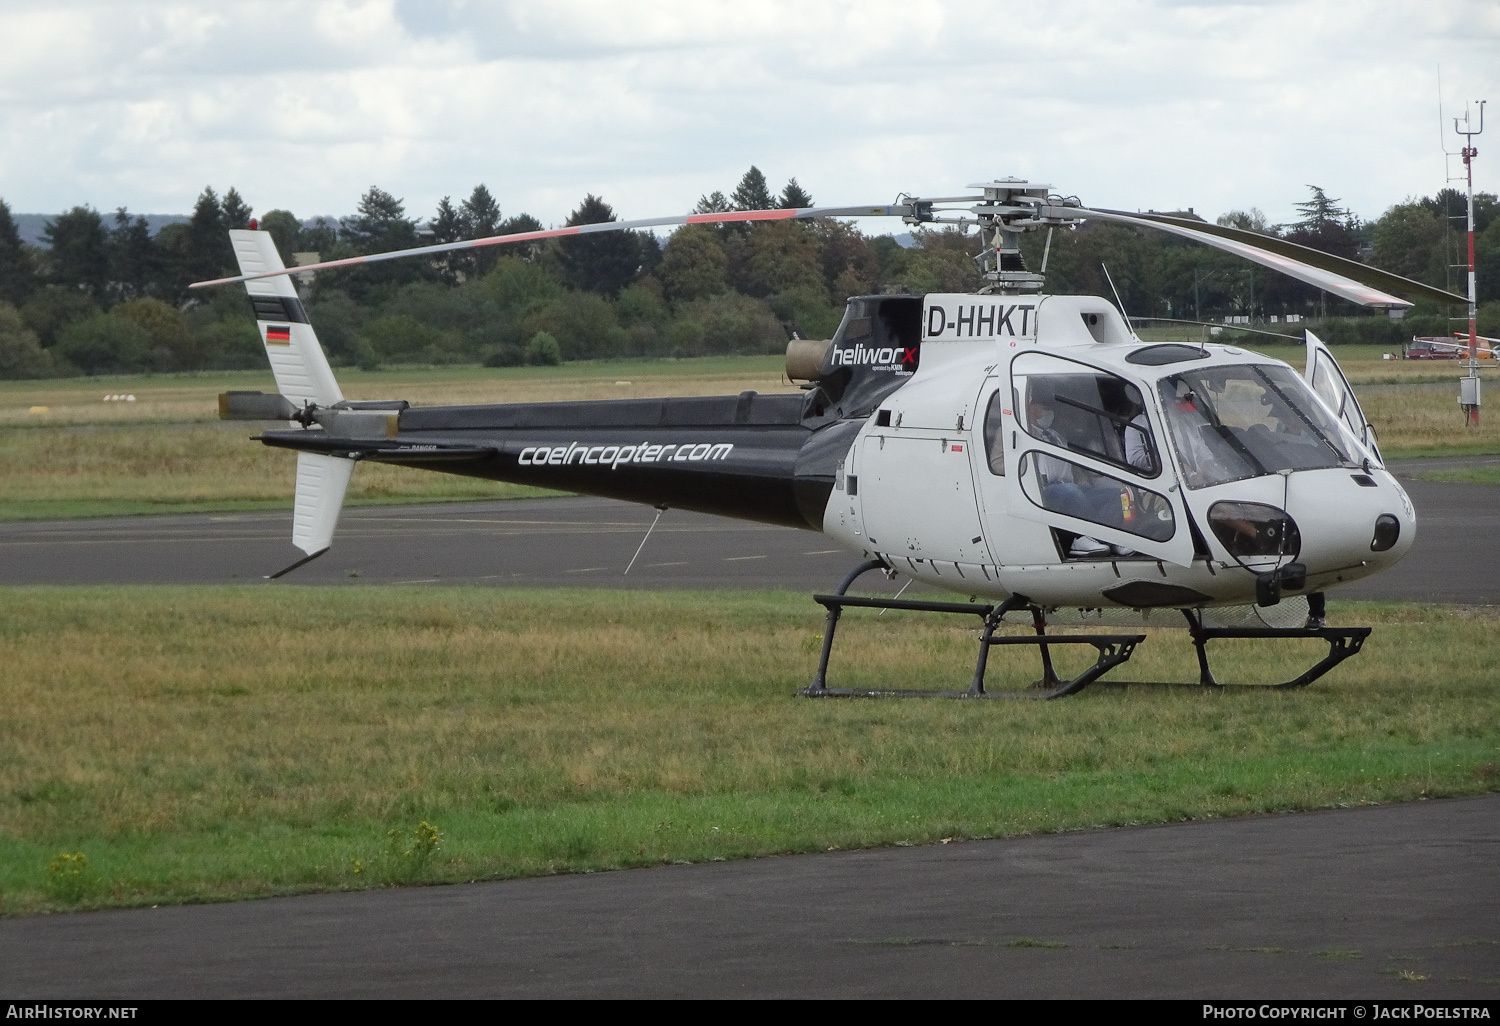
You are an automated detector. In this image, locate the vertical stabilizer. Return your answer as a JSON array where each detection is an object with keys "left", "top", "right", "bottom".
[
  {"left": 291, "top": 452, "right": 354, "bottom": 557},
  {"left": 229, "top": 229, "right": 342, "bottom": 407},
  {"left": 230, "top": 229, "right": 354, "bottom": 576}
]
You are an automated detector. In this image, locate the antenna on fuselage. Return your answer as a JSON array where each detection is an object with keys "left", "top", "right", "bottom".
[{"left": 1100, "top": 263, "right": 1139, "bottom": 341}]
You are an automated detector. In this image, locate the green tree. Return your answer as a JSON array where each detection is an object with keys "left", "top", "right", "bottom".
[
  {"left": 870, "top": 235, "right": 910, "bottom": 284},
  {"left": 20, "top": 287, "right": 100, "bottom": 347},
  {"left": 384, "top": 280, "right": 493, "bottom": 336},
  {"left": 524, "top": 330, "right": 562, "bottom": 365},
  {"left": 341, "top": 186, "right": 417, "bottom": 252},
  {"left": 557, "top": 194, "right": 641, "bottom": 296},
  {"left": 1371, "top": 202, "right": 1445, "bottom": 285},
  {"left": 482, "top": 255, "right": 561, "bottom": 317},
  {"left": 674, "top": 293, "right": 784, "bottom": 355},
  {"left": 429, "top": 197, "right": 466, "bottom": 284},
  {"left": 42, "top": 206, "right": 109, "bottom": 297},
  {"left": 1478, "top": 218, "right": 1500, "bottom": 304},
  {"left": 0, "top": 199, "right": 37, "bottom": 306},
  {"left": 462, "top": 185, "right": 502, "bottom": 237},
  {"left": 694, "top": 191, "right": 731, "bottom": 214},
  {"left": 220, "top": 188, "right": 253, "bottom": 231},
  {"left": 731, "top": 166, "right": 774, "bottom": 211},
  {"left": 306, "top": 290, "right": 371, "bottom": 366},
  {"left": 55, "top": 313, "right": 150, "bottom": 374},
  {"left": 497, "top": 212, "right": 546, "bottom": 260},
  {"left": 178, "top": 187, "right": 235, "bottom": 296},
  {"left": 658, "top": 225, "right": 728, "bottom": 304},
  {"left": 523, "top": 290, "right": 623, "bottom": 360},
  {"left": 1216, "top": 208, "right": 1270, "bottom": 233},
  {"left": 108, "top": 209, "right": 159, "bottom": 303},
  {"left": 893, "top": 226, "right": 981, "bottom": 294},
  {"left": 813, "top": 220, "right": 879, "bottom": 297},
  {"left": 259, "top": 210, "right": 303, "bottom": 264},
  {"left": 300, "top": 217, "right": 339, "bottom": 255},
  {"left": 779, "top": 178, "right": 813, "bottom": 209},
  {"left": 0, "top": 302, "right": 51, "bottom": 378},
  {"left": 329, "top": 187, "right": 427, "bottom": 301},
  {"left": 1284, "top": 185, "right": 1359, "bottom": 259},
  {"left": 733, "top": 219, "right": 823, "bottom": 298},
  {"left": 615, "top": 281, "right": 671, "bottom": 356},
  {"left": 616, "top": 281, "right": 668, "bottom": 329},
  {"left": 115, "top": 297, "right": 194, "bottom": 369},
  {"left": 194, "top": 319, "right": 264, "bottom": 370},
  {"left": 361, "top": 313, "right": 462, "bottom": 363}
]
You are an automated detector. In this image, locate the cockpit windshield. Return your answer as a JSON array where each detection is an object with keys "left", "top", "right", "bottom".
[{"left": 1157, "top": 364, "right": 1355, "bottom": 488}]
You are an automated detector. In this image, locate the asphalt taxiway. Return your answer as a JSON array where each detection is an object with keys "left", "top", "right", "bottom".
[{"left": 2, "top": 795, "right": 1495, "bottom": 998}]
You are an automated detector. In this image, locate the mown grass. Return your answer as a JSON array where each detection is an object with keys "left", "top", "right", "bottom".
[
  {"left": 0, "top": 355, "right": 794, "bottom": 428},
  {"left": 1408, "top": 467, "right": 1500, "bottom": 486},
  {"left": 0, "top": 422, "right": 551, "bottom": 519},
  {"left": 0, "top": 587, "right": 1495, "bottom": 915}
]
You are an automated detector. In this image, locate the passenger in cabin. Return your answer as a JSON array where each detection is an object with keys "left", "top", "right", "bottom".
[
  {"left": 1159, "top": 378, "right": 1230, "bottom": 488},
  {"left": 1026, "top": 395, "right": 1122, "bottom": 557},
  {"left": 1114, "top": 385, "right": 1156, "bottom": 475},
  {"left": 1107, "top": 385, "right": 1153, "bottom": 557}
]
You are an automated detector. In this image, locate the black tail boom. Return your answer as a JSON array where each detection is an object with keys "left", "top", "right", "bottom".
[{"left": 259, "top": 390, "right": 853, "bottom": 530}]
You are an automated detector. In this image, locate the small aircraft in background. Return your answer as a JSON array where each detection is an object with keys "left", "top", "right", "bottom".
[
  {"left": 1403, "top": 335, "right": 1498, "bottom": 360},
  {"left": 197, "top": 180, "right": 1466, "bottom": 698}
]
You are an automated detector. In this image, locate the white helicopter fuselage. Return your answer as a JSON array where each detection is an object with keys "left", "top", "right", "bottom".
[{"left": 823, "top": 294, "right": 1416, "bottom": 611}]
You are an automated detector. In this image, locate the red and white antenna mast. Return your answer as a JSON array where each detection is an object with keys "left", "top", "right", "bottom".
[{"left": 1451, "top": 99, "right": 1485, "bottom": 427}]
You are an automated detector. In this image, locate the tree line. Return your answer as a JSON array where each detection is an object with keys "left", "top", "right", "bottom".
[{"left": 1, "top": 169, "right": 1496, "bottom": 380}]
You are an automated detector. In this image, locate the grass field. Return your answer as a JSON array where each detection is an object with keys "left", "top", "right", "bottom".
[
  {"left": 0, "top": 356, "right": 798, "bottom": 428},
  {"left": 2, "top": 349, "right": 1496, "bottom": 520},
  {"left": 1, "top": 586, "right": 1495, "bottom": 916},
  {"left": 1409, "top": 466, "right": 1500, "bottom": 486}
]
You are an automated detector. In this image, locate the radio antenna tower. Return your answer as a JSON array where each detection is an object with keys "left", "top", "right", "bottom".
[{"left": 1449, "top": 97, "right": 1486, "bottom": 427}]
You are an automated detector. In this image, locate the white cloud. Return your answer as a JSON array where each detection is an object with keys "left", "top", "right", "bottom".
[{"left": 0, "top": 0, "right": 1495, "bottom": 231}]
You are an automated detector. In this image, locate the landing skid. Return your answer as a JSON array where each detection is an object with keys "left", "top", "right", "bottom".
[
  {"left": 1094, "top": 609, "right": 1370, "bottom": 691},
  {"left": 800, "top": 561, "right": 1372, "bottom": 699},
  {"left": 800, "top": 560, "right": 1145, "bottom": 700}
]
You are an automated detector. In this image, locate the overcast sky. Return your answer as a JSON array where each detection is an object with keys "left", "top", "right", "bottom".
[{"left": 1, "top": 0, "right": 1495, "bottom": 233}]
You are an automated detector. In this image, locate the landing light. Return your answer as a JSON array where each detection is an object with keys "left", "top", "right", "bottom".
[{"left": 1371, "top": 514, "right": 1400, "bottom": 552}]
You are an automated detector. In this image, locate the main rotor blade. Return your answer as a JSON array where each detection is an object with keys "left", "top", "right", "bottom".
[
  {"left": 189, "top": 203, "right": 914, "bottom": 289},
  {"left": 1052, "top": 206, "right": 1465, "bottom": 309}
]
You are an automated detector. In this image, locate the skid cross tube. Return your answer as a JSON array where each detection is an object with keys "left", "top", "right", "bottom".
[{"left": 801, "top": 564, "right": 1144, "bottom": 700}]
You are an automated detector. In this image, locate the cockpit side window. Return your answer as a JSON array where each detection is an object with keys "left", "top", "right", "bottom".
[
  {"left": 1011, "top": 352, "right": 1160, "bottom": 478},
  {"left": 982, "top": 389, "right": 1005, "bottom": 476}
]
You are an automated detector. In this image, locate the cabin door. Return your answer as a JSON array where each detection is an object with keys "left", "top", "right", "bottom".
[
  {"left": 1004, "top": 351, "right": 1197, "bottom": 566},
  {"left": 1305, "top": 330, "right": 1381, "bottom": 463}
]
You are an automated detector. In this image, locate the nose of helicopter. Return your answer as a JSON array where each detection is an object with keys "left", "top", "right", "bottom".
[{"left": 1288, "top": 467, "right": 1416, "bottom": 581}]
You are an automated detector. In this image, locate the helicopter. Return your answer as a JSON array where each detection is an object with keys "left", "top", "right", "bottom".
[{"left": 197, "top": 179, "right": 1467, "bottom": 698}]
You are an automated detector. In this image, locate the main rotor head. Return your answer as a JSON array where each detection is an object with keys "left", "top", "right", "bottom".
[{"left": 898, "top": 178, "right": 1086, "bottom": 295}]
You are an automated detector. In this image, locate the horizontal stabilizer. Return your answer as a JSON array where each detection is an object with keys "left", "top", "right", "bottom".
[{"left": 219, "top": 390, "right": 300, "bottom": 421}]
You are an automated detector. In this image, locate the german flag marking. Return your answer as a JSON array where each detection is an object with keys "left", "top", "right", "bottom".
[{"left": 265, "top": 325, "right": 291, "bottom": 346}]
